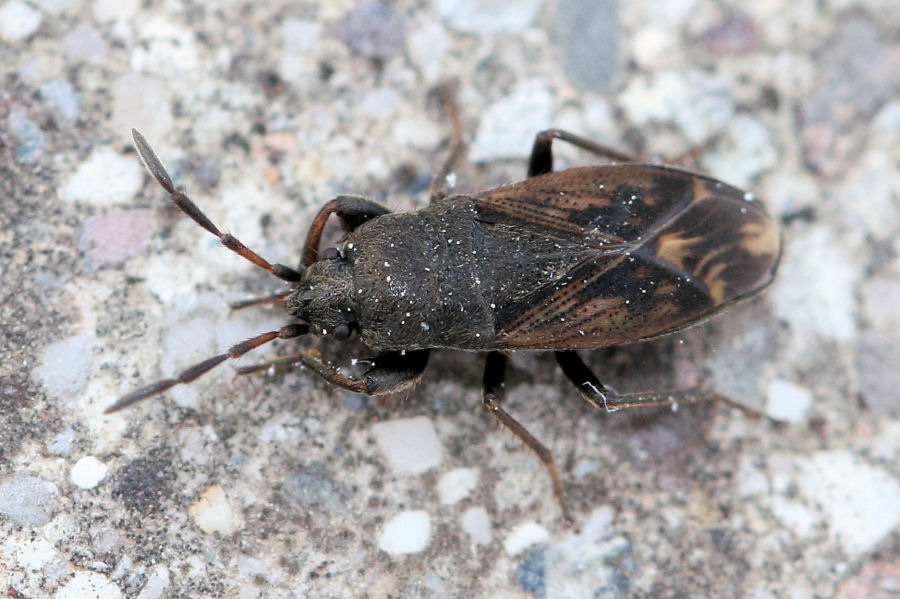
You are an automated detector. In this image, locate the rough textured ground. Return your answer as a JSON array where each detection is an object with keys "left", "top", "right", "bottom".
[{"left": 2, "top": 1, "right": 899, "bottom": 597}]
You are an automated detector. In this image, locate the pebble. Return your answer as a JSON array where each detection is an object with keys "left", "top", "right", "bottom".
[
  {"left": 703, "top": 115, "right": 777, "bottom": 187},
  {"left": 556, "top": 0, "right": 619, "bottom": 92},
  {"left": 110, "top": 74, "right": 173, "bottom": 145},
  {"left": 12, "top": 538, "right": 57, "bottom": 570},
  {"left": 62, "top": 25, "right": 108, "bottom": 63},
  {"left": 93, "top": 0, "right": 137, "bottom": 22},
  {"left": 0, "top": 1, "right": 42, "bottom": 42},
  {"left": 737, "top": 455, "right": 770, "bottom": 497},
  {"left": 855, "top": 332, "right": 900, "bottom": 417},
  {"left": 130, "top": 17, "right": 199, "bottom": 77},
  {"left": 461, "top": 506, "right": 492, "bottom": 545},
  {"left": 503, "top": 521, "right": 549, "bottom": 556},
  {"left": 189, "top": 484, "right": 237, "bottom": 535},
  {"left": 796, "top": 450, "right": 900, "bottom": 555},
  {"left": 765, "top": 378, "right": 813, "bottom": 424},
  {"left": 41, "top": 78, "right": 79, "bottom": 121},
  {"left": 71, "top": 456, "right": 109, "bottom": 489},
  {"left": 35, "top": 332, "right": 95, "bottom": 403},
  {"left": 372, "top": 416, "right": 442, "bottom": 475},
  {"left": 765, "top": 496, "right": 818, "bottom": 538},
  {"left": 331, "top": 1, "right": 406, "bottom": 60},
  {"left": 407, "top": 19, "right": 449, "bottom": 82},
  {"left": 378, "top": 510, "right": 431, "bottom": 555},
  {"left": 543, "top": 507, "right": 630, "bottom": 597},
  {"left": 47, "top": 428, "right": 75, "bottom": 456},
  {"left": 437, "top": 468, "right": 479, "bottom": 505},
  {"left": 9, "top": 106, "right": 45, "bottom": 163},
  {"left": 632, "top": 26, "right": 676, "bottom": 67},
  {"left": 0, "top": 474, "right": 58, "bottom": 526},
  {"left": 471, "top": 79, "right": 553, "bottom": 162},
  {"left": 60, "top": 147, "right": 143, "bottom": 206},
  {"left": 56, "top": 570, "right": 123, "bottom": 599},
  {"left": 769, "top": 226, "right": 858, "bottom": 351},
  {"left": 834, "top": 562, "right": 900, "bottom": 599},
  {"left": 436, "top": 0, "right": 543, "bottom": 33},
  {"left": 697, "top": 11, "right": 759, "bottom": 54},
  {"left": 619, "top": 69, "right": 734, "bottom": 144},
  {"left": 281, "top": 19, "right": 321, "bottom": 52},
  {"left": 136, "top": 566, "right": 170, "bottom": 599},
  {"left": 80, "top": 209, "right": 152, "bottom": 269}
]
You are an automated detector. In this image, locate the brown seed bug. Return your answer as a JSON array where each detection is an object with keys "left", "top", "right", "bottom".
[{"left": 108, "top": 107, "right": 781, "bottom": 523}]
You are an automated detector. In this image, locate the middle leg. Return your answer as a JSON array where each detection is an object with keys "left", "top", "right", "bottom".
[{"left": 481, "top": 351, "right": 572, "bottom": 523}]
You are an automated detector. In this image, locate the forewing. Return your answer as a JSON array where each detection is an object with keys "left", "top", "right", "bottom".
[{"left": 476, "top": 165, "right": 781, "bottom": 349}]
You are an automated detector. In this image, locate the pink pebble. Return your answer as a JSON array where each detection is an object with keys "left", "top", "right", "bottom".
[{"left": 80, "top": 209, "right": 151, "bottom": 269}]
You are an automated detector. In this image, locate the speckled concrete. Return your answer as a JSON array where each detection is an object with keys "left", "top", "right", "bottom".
[{"left": 2, "top": 1, "right": 899, "bottom": 598}]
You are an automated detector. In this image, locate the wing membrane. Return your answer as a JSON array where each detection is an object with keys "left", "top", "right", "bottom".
[{"left": 476, "top": 165, "right": 780, "bottom": 349}]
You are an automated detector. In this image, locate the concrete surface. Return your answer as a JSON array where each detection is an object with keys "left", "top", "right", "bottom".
[{"left": 2, "top": 0, "right": 899, "bottom": 597}]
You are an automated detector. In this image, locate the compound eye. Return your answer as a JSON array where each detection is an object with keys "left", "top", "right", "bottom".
[
  {"left": 320, "top": 247, "right": 341, "bottom": 261},
  {"left": 332, "top": 322, "right": 351, "bottom": 340}
]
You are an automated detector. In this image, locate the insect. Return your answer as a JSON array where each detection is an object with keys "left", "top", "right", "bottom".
[{"left": 108, "top": 117, "right": 780, "bottom": 522}]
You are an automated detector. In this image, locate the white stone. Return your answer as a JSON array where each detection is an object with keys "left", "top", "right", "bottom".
[
  {"left": 189, "top": 484, "right": 237, "bottom": 535},
  {"left": 544, "top": 508, "right": 627, "bottom": 597},
  {"left": 765, "top": 379, "right": 813, "bottom": 423},
  {"left": 56, "top": 571, "right": 123, "bottom": 599},
  {"left": 136, "top": 566, "right": 170, "bottom": 599},
  {"left": 619, "top": 69, "right": 734, "bottom": 144},
  {"left": 110, "top": 74, "right": 173, "bottom": 146},
  {"left": 737, "top": 455, "right": 770, "bottom": 497},
  {"left": 93, "top": 0, "right": 137, "bottom": 22},
  {"left": 60, "top": 148, "right": 143, "bottom": 206},
  {"left": 796, "top": 450, "right": 900, "bottom": 554},
  {"left": 280, "top": 19, "right": 321, "bottom": 52},
  {"left": 461, "top": 506, "right": 492, "bottom": 545},
  {"left": 407, "top": 20, "right": 449, "bottom": 82},
  {"left": 372, "top": 416, "right": 442, "bottom": 475},
  {"left": 437, "top": 468, "right": 479, "bottom": 504},
  {"left": 769, "top": 226, "right": 859, "bottom": 350},
  {"left": 0, "top": 1, "right": 42, "bottom": 42},
  {"left": 35, "top": 332, "right": 95, "bottom": 403},
  {"left": 130, "top": 17, "right": 199, "bottom": 77},
  {"left": 71, "top": 456, "right": 108, "bottom": 489},
  {"left": 632, "top": 26, "right": 675, "bottom": 66},
  {"left": 503, "top": 521, "right": 549, "bottom": 556},
  {"left": 471, "top": 79, "right": 554, "bottom": 161},
  {"left": 436, "top": 0, "right": 543, "bottom": 33},
  {"left": 14, "top": 538, "right": 57, "bottom": 570},
  {"left": 766, "top": 496, "right": 819, "bottom": 538},
  {"left": 378, "top": 510, "right": 431, "bottom": 555},
  {"left": 703, "top": 115, "right": 778, "bottom": 188}
]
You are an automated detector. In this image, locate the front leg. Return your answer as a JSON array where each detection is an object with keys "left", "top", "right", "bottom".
[
  {"left": 250, "top": 349, "right": 431, "bottom": 395},
  {"left": 301, "top": 195, "right": 391, "bottom": 266}
]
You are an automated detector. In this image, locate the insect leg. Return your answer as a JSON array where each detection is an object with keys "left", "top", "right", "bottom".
[
  {"left": 528, "top": 129, "right": 637, "bottom": 177},
  {"left": 266, "top": 349, "right": 430, "bottom": 394},
  {"left": 555, "top": 350, "right": 765, "bottom": 419},
  {"left": 301, "top": 195, "right": 391, "bottom": 266},
  {"left": 428, "top": 81, "right": 467, "bottom": 202},
  {"left": 482, "top": 351, "right": 572, "bottom": 524}
]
